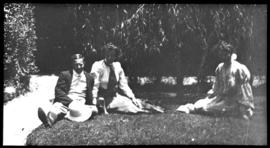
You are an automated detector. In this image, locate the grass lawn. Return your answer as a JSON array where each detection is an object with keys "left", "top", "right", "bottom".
[{"left": 26, "top": 88, "right": 266, "bottom": 145}]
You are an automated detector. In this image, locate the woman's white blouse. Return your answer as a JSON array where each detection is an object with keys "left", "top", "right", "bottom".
[{"left": 90, "top": 60, "right": 135, "bottom": 99}]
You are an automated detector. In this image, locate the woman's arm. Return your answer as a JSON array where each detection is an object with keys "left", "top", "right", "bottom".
[{"left": 90, "top": 62, "right": 101, "bottom": 105}]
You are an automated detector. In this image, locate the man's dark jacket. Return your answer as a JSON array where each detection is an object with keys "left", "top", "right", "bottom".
[{"left": 53, "top": 70, "right": 94, "bottom": 106}]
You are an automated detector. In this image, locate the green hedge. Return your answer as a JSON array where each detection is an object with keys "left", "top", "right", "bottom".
[{"left": 4, "top": 3, "right": 39, "bottom": 102}]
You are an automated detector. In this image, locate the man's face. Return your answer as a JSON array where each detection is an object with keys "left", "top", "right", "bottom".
[
  {"left": 105, "top": 50, "right": 117, "bottom": 65},
  {"left": 73, "top": 58, "right": 84, "bottom": 73}
]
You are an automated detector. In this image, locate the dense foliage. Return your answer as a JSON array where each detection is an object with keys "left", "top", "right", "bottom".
[
  {"left": 34, "top": 4, "right": 266, "bottom": 76},
  {"left": 65, "top": 4, "right": 266, "bottom": 85},
  {"left": 4, "top": 4, "right": 266, "bottom": 99},
  {"left": 4, "top": 3, "right": 39, "bottom": 99}
]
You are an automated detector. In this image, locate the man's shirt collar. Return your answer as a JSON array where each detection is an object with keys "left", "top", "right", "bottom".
[{"left": 73, "top": 70, "right": 83, "bottom": 77}]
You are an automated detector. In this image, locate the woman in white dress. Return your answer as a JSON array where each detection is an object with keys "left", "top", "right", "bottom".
[
  {"left": 177, "top": 41, "right": 254, "bottom": 120},
  {"left": 90, "top": 43, "right": 164, "bottom": 114}
]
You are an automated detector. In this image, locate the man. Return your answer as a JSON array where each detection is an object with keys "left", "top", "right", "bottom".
[
  {"left": 90, "top": 43, "right": 164, "bottom": 114},
  {"left": 176, "top": 41, "right": 254, "bottom": 120},
  {"left": 38, "top": 54, "right": 97, "bottom": 127}
]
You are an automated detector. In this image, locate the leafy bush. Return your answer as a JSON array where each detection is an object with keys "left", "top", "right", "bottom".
[{"left": 4, "top": 3, "right": 38, "bottom": 101}]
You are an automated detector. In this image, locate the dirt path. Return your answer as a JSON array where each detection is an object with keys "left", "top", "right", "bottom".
[{"left": 3, "top": 75, "right": 58, "bottom": 145}]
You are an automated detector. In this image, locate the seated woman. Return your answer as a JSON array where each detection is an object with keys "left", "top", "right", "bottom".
[
  {"left": 176, "top": 41, "right": 254, "bottom": 120},
  {"left": 90, "top": 43, "right": 164, "bottom": 114}
]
